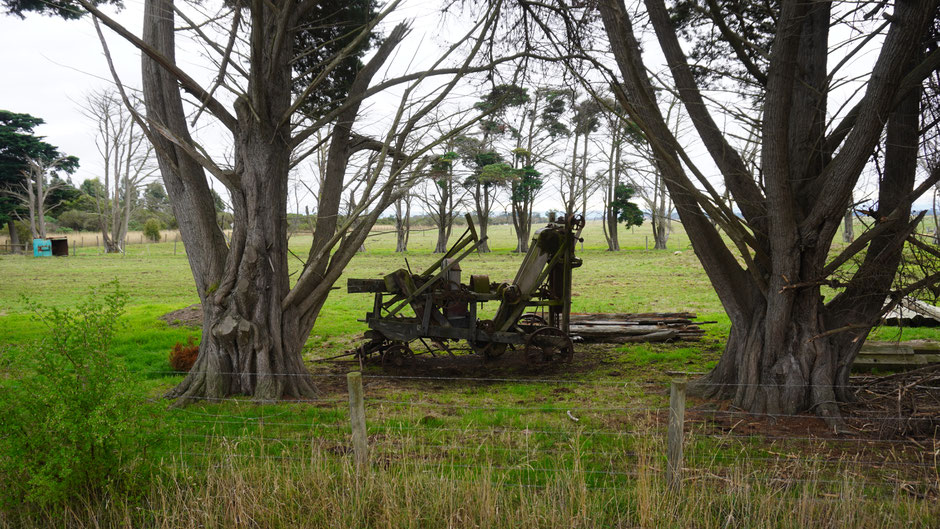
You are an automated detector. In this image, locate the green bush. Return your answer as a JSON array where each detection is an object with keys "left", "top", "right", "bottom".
[
  {"left": 0, "top": 282, "right": 158, "bottom": 507},
  {"left": 13, "top": 220, "right": 31, "bottom": 243},
  {"left": 143, "top": 217, "right": 163, "bottom": 242},
  {"left": 56, "top": 209, "right": 99, "bottom": 231}
]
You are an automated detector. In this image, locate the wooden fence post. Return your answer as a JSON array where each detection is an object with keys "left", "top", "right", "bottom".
[
  {"left": 347, "top": 371, "right": 369, "bottom": 470},
  {"left": 667, "top": 379, "right": 686, "bottom": 491}
]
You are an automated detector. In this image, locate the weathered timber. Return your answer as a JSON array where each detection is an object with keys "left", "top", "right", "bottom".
[
  {"left": 347, "top": 278, "right": 389, "bottom": 293},
  {"left": 568, "top": 312, "right": 706, "bottom": 344},
  {"left": 853, "top": 340, "right": 940, "bottom": 370}
]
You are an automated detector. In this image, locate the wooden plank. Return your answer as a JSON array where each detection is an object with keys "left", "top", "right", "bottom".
[
  {"left": 347, "top": 278, "right": 389, "bottom": 293},
  {"left": 570, "top": 324, "right": 668, "bottom": 335},
  {"left": 855, "top": 354, "right": 940, "bottom": 366},
  {"left": 860, "top": 344, "right": 915, "bottom": 355}
]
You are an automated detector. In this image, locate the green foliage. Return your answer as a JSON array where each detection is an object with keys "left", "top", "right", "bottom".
[
  {"left": 143, "top": 218, "right": 163, "bottom": 242},
  {"left": 475, "top": 84, "right": 529, "bottom": 138},
  {"left": 13, "top": 219, "right": 30, "bottom": 242},
  {"left": 538, "top": 88, "right": 574, "bottom": 138},
  {"left": 510, "top": 165, "right": 542, "bottom": 203},
  {"left": 0, "top": 110, "right": 79, "bottom": 226},
  {"left": 612, "top": 183, "right": 644, "bottom": 228},
  {"left": 291, "top": 0, "right": 378, "bottom": 118},
  {"left": 56, "top": 209, "right": 99, "bottom": 231},
  {"left": 474, "top": 84, "right": 530, "bottom": 114},
  {"left": 572, "top": 98, "right": 602, "bottom": 136},
  {"left": 471, "top": 150, "right": 502, "bottom": 170},
  {"left": 478, "top": 162, "right": 515, "bottom": 185},
  {"left": 79, "top": 177, "right": 105, "bottom": 199},
  {"left": 0, "top": 282, "right": 157, "bottom": 507},
  {"left": 669, "top": 0, "right": 776, "bottom": 88},
  {"left": 0, "top": 0, "right": 121, "bottom": 20},
  {"left": 209, "top": 188, "right": 226, "bottom": 213}
]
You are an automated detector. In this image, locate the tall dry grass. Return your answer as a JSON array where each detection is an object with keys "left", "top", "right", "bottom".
[{"left": 2, "top": 436, "right": 935, "bottom": 529}]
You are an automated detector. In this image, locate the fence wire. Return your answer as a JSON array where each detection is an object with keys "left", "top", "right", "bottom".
[{"left": 147, "top": 370, "right": 940, "bottom": 498}]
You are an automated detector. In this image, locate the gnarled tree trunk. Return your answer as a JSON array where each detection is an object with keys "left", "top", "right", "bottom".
[{"left": 595, "top": 0, "right": 938, "bottom": 425}]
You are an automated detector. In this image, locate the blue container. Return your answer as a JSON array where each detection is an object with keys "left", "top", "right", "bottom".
[{"left": 33, "top": 238, "right": 52, "bottom": 257}]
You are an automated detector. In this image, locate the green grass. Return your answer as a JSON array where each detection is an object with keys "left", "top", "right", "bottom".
[{"left": 1, "top": 220, "right": 938, "bottom": 527}]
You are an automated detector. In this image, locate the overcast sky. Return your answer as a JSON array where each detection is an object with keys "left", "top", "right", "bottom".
[{"left": 1, "top": 2, "right": 935, "bottom": 217}]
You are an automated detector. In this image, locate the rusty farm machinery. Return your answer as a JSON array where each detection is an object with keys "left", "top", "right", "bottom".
[
  {"left": 346, "top": 213, "right": 584, "bottom": 368},
  {"left": 343, "top": 214, "right": 707, "bottom": 369}
]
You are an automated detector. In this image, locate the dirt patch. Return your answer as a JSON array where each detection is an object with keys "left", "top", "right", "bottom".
[
  {"left": 160, "top": 303, "right": 203, "bottom": 327},
  {"left": 322, "top": 342, "right": 614, "bottom": 381}
]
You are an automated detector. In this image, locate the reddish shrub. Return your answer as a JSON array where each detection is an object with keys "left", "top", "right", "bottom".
[{"left": 169, "top": 336, "right": 199, "bottom": 372}]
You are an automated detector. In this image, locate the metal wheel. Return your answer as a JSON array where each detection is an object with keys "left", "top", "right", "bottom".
[
  {"left": 381, "top": 343, "right": 413, "bottom": 368},
  {"left": 515, "top": 313, "right": 547, "bottom": 333},
  {"left": 355, "top": 340, "right": 384, "bottom": 363},
  {"left": 524, "top": 326, "right": 574, "bottom": 364},
  {"left": 476, "top": 320, "right": 507, "bottom": 359}
]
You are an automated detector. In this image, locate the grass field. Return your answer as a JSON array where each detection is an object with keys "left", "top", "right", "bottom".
[{"left": 1, "top": 221, "right": 939, "bottom": 528}]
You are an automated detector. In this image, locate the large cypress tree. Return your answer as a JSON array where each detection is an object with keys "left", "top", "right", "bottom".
[{"left": 0, "top": 110, "right": 79, "bottom": 246}]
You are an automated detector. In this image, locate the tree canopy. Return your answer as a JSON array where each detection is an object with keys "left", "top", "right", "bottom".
[
  {"left": 0, "top": 110, "right": 78, "bottom": 228},
  {"left": 611, "top": 183, "right": 644, "bottom": 228}
]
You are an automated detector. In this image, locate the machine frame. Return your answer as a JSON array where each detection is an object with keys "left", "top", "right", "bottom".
[{"left": 346, "top": 213, "right": 585, "bottom": 368}]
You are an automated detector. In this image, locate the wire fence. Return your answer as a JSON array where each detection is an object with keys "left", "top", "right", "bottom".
[
  {"left": 146, "top": 370, "right": 940, "bottom": 499},
  {"left": 0, "top": 231, "right": 188, "bottom": 256}
]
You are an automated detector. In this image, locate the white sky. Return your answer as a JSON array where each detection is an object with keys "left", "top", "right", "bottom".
[{"left": 0, "top": 1, "right": 934, "bottom": 218}]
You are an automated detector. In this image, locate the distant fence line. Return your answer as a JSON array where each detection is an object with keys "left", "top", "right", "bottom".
[{"left": 0, "top": 231, "right": 190, "bottom": 255}]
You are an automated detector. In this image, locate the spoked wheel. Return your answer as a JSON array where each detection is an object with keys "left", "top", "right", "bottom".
[
  {"left": 476, "top": 320, "right": 507, "bottom": 360},
  {"left": 515, "top": 313, "right": 547, "bottom": 333},
  {"left": 524, "top": 326, "right": 574, "bottom": 364},
  {"left": 381, "top": 343, "right": 414, "bottom": 369}
]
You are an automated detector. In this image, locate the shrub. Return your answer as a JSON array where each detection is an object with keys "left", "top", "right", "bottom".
[
  {"left": 169, "top": 336, "right": 199, "bottom": 372},
  {"left": 13, "top": 220, "right": 31, "bottom": 244},
  {"left": 0, "top": 282, "right": 157, "bottom": 507},
  {"left": 56, "top": 209, "right": 99, "bottom": 231},
  {"left": 143, "top": 218, "right": 163, "bottom": 242}
]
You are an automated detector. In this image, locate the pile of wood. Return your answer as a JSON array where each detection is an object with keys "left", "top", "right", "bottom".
[
  {"left": 852, "top": 364, "right": 940, "bottom": 439},
  {"left": 569, "top": 312, "right": 707, "bottom": 343}
]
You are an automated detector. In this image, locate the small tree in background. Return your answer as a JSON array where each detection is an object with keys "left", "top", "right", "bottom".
[
  {"left": 508, "top": 159, "right": 542, "bottom": 252},
  {"left": 82, "top": 89, "right": 154, "bottom": 253},
  {"left": 0, "top": 111, "right": 78, "bottom": 248},
  {"left": 143, "top": 217, "right": 162, "bottom": 242},
  {"left": 611, "top": 183, "right": 644, "bottom": 232},
  {"left": 7, "top": 156, "right": 76, "bottom": 241}
]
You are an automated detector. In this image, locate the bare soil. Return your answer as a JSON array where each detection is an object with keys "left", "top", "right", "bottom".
[{"left": 160, "top": 304, "right": 203, "bottom": 327}]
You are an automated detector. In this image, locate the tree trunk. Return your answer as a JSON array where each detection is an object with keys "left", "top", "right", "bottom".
[
  {"left": 7, "top": 221, "right": 21, "bottom": 254},
  {"left": 434, "top": 221, "right": 450, "bottom": 253},
  {"left": 653, "top": 217, "right": 668, "bottom": 249},
  {"left": 512, "top": 198, "right": 530, "bottom": 253},
  {"left": 932, "top": 187, "right": 938, "bottom": 245},
  {"left": 842, "top": 206, "right": 854, "bottom": 243},
  {"left": 475, "top": 181, "right": 491, "bottom": 253},
  {"left": 477, "top": 214, "right": 490, "bottom": 252},
  {"left": 395, "top": 197, "right": 410, "bottom": 252},
  {"left": 597, "top": 0, "right": 936, "bottom": 425},
  {"left": 170, "top": 123, "right": 315, "bottom": 401},
  {"left": 605, "top": 206, "right": 619, "bottom": 251},
  {"left": 142, "top": 0, "right": 315, "bottom": 402},
  {"left": 693, "top": 56, "right": 924, "bottom": 423}
]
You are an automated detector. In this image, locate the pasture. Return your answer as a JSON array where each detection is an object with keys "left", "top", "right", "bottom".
[{"left": 1, "top": 221, "right": 938, "bottom": 528}]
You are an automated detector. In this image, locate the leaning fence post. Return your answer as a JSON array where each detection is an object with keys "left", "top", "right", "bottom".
[
  {"left": 347, "top": 371, "right": 369, "bottom": 470},
  {"left": 667, "top": 379, "right": 686, "bottom": 491}
]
